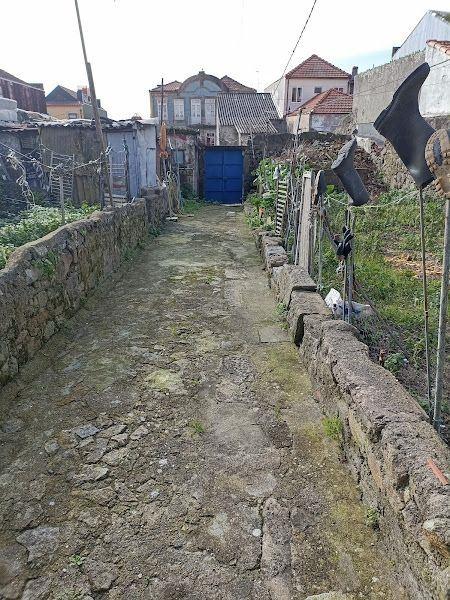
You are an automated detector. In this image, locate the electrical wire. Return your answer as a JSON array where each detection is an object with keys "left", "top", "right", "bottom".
[{"left": 273, "top": 0, "right": 319, "bottom": 97}]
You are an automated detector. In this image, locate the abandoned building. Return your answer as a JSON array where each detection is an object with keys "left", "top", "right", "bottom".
[
  {"left": 0, "top": 68, "right": 46, "bottom": 114},
  {"left": 216, "top": 92, "right": 283, "bottom": 145},
  {"left": 286, "top": 88, "right": 353, "bottom": 134},
  {"left": 265, "top": 54, "right": 356, "bottom": 117},
  {"left": 149, "top": 71, "right": 255, "bottom": 145},
  {"left": 45, "top": 85, "right": 108, "bottom": 120}
]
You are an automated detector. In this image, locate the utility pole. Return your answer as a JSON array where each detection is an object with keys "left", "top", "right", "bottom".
[{"left": 73, "top": 0, "right": 114, "bottom": 207}]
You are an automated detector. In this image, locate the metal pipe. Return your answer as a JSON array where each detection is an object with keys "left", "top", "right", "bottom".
[
  {"left": 418, "top": 187, "right": 433, "bottom": 417},
  {"left": 433, "top": 196, "right": 450, "bottom": 432}
]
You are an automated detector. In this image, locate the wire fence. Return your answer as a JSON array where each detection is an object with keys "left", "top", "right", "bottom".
[{"left": 253, "top": 151, "right": 447, "bottom": 434}]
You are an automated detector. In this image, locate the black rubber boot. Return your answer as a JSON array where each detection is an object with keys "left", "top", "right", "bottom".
[
  {"left": 374, "top": 63, "right": 435, "bottom": 189},
  {"left": 331, "top": 138, "right": 370, "bottom": 206}
]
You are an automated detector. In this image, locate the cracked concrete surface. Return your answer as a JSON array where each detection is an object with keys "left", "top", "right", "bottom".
[{"left": 0, "top": 206, "right": 404, "bottom": 599}]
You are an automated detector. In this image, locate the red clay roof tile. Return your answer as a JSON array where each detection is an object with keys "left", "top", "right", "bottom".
[{"left": 286, "top": 54, "right": 350, "bottom": 80}]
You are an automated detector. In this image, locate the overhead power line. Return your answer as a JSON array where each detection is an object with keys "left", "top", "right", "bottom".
[{"left": 274, "top": 0, "right": 319, "bottom": 95}]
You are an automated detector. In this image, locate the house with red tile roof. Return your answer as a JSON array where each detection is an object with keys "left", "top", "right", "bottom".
[
  {"left": 264, "top": 54, "right": 354, "bottom": 117},
  {"left": 149, "top": 71, "right": 255, "bottom": 146},
  {"left": 286, "top": 88, "right": 353, "bottom": 134}
]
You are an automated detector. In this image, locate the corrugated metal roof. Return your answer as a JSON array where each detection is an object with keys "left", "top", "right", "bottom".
[
  {"left": 217, "top": 93, "right": 279, "bottom": 134},
  {"left": 286, "top": 55, "right": 350, "bottom": 80}
]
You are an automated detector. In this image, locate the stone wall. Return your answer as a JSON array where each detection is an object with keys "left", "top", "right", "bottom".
[
  {"left": 254, "top": 232, "right": 450, "bottom": 600},
  {"left": 358, "top": 113, "right": 450, "bottom": 190},
  {"left": 0, "top": 193, "right": 169, "bottom": 389},
  {"left": 353, "top": 51, "right": 425, "bottom": 140}
]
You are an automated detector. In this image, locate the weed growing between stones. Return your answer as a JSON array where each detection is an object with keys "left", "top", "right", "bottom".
[
  {"left": 322, "top": 415, "right": 344, "bottom": 442},
  {"left": 366, "top": 507, "right": 380, "bottom": 529},
  {"left": 68, "top": 554, "right": 86, "bottom": 568},
  {"left": 189, "top": 419, "right": 205, "bottom": 435},
  {"left": 275, "top": 302, "right": 289, "bottom": 330},
  {"left": 35, "top": 250, "right": 58, "bottom": 279}
]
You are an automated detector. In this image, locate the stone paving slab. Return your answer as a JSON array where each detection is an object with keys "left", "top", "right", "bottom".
[{"left": 0, "top": 206, "right": 403, "bottom": 599}]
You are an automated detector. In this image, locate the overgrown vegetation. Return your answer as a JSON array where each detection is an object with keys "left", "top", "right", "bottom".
[
  {"left": 245, "top": 159, "right": 310, "bottom": 231},
  {"left": 317, "top": 188, "right": 444, "bottom": 403},
  {"left": 0, "top": 204, "right": 98, "bottom": 269}
]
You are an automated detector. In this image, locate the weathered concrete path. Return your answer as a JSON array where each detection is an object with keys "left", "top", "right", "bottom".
[{"left": 0, "top": 206, "right": 402, "bottom": 599}]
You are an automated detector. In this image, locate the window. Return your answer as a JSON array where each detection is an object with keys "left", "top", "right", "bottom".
[
  {"left": 291, "top": 87, "right": 302, "bottom": 102},
  {"left": 204, "top": 98, "right": 216, "bottom": 125},
  {"left": 68, "top": 112, "right": 78, "bottom": 119},
  {"left": 173, "top": 98, "right": 184, "bottom": 121},
  {"left": 190, "top": 98, "right": 201, "bottom": 124},
  {"left": 157, "top": 99, "right": 168, "bottom": 121},
  {"left": 173, "top": 149, "right": 185, "bottom": 165},
  {"left": 314, "top": 87, "right": 322, "bottom": 94},
  {"left": 337, "top": 87, "right": 343, "bottom": 92},
  {"left": 205, "top": 131, "right": 215, "bottom": 146}
]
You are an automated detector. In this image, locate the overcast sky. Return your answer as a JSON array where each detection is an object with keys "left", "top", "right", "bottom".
[{"left": 2, "top": 1, "right": 448, "bottom": 119}]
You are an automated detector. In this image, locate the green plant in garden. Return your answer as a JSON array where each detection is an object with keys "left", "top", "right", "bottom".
[
  {"left": 384, "top": 352, "right": 405, "bottom": 375},
  {"left": 0, "top": 204, "right": 98, "bottom": 269},
  {"left": 317, "top": 188, "right": 443, "bottom": 393}
]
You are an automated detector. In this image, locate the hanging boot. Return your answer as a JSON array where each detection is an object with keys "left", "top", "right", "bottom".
[
  {"left": 425, "top": 128, "right": 450, "bottom": 198},
  {"left": 336, "top": 226, "right": 354, "bottom": 259},
  {"left": 374, "top": 63, "right": 435, "bottom": 188},
  {"left": 331, "top": 138, "right": 370, "bottom": 206},
  {"left": 313, "top": 169, "right": 327, "bottom": 205}
]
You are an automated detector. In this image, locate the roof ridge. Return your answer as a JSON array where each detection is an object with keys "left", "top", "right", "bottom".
[{"left": 285, "top": 54, "right": 350, "bottom": 79}]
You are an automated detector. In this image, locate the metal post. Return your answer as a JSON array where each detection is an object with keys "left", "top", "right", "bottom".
[
  {"left": 73, "top": 0, "right": 113, "bottom": 208},
  {"left": 433, "top": 196, "right": 450, "bottom": 432},
  {"left": 59, "top": 175, "right": 66, "bottom": 224},
  {"left": 418, "top": 187, "right": 433, "bottom": 416},
  {"left": 160, "top": 78, "right": 164, "bottom": 126}
]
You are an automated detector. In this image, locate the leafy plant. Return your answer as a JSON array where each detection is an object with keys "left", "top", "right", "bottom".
[
  {"left": 384, "top": 352, "right": 405, "bottom": 375},
  {"left": 69, "top": 554, "right": 86, "bottom": 568},
  {"left": 35, "top": 250, "right": 58, "bottom": 279}
]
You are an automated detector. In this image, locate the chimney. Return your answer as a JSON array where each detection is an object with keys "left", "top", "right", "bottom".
[{"left": 349, "top": 66, "right": 358, "bottom": 96}]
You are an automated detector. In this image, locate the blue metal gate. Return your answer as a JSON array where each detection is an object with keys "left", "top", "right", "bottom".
[{"left": 204, "top": 147, "right": 243, "bottom": 204}]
